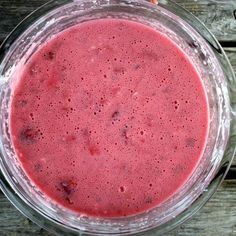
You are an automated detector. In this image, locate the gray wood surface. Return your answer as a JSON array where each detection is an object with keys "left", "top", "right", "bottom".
[
  {"left": 0, "top": 0, "right": 236, "bottom": 235},
  {"left": 174, "top": 0, "right": 236, "bottom": 42},
  {"left": 0, "top": 181, "right": 235, "bottom": 236},
  {"left": 0, "top": 0, "right": 236, "bottom": 43}
]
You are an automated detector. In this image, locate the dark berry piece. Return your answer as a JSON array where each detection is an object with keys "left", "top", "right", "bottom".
[
  {"left": 43, "top": 51, "right": 55, "bottom": 60},
  {"left": 133, "top": 64, "right": 141, "bottom": 70},
  {"left": 15, "top": 99, "right": 28, "bottom": 108},
  {"left": 145, "top": 196, "right": 153, "bottom": 204},
  {"left": 111, "top": 110, "right": 120, "bottom": 121},
  {"left": 113, "top": 67, "right": 125, "bottom": 75},
  {"left": 34, "top": 163, "right": 43, "bottom": 172},
  {"left": 121, "top": 128, "right": 128, "bottom": 141},
  {"left": 60, "top": 179, "right": 77, "bottom": 195},
  {"left": 120, "top": 125, "right": 130, "bottom": 145},
  {"left": 185, "top": 137, "right": 196, "bottom": 147},
  {"left": 19, "top": 126, "right": 40, "bottom": 144},
  {"left": 143, "top": 50, "right": 159, "bottom": 61},
  {"left": 119, "top": 186, "right": 125, "bottom": 192}
]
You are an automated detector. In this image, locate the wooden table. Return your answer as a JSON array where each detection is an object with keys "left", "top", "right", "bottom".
[{"left": 0, "top": 1, "right": 236, "bottom": 235}]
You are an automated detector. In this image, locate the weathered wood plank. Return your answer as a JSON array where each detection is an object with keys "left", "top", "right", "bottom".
[
  {"left": 0, "top": 1, "right": 236, "bottom": 235},
  {"left": 0, "top": 48, "right": 234, "bottom": 234},
  {"left": 167, "top": 180, "right": 236, "bottom": 236},
  {"left": 0, "top": 0, "right": 48, "bottom": 42},
  {"left": 0, "top": 191, "right": 51, "bottom": 236},
  {"left": 0, "top": 180, "right": 236, "bottom": 235},
  {"left": 174, "top": 0, "right": 236, "bottom": 42},
  {"left": 0, "top": 0, "right": 236, "bottom": 43},
  {"left": 225, "top": 50, "right": 236, "bottom": 166},
  {"left": 226, "top": 49, "right": 236, "bottom": 71}
]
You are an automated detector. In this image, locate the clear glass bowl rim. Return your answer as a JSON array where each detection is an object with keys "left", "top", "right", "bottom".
[{"left": 0, "top": 0, "right": 236, "bottom": 235}]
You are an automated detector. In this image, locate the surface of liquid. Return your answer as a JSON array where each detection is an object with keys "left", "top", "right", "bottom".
[{"left": 10, "top": 19, "right": 208, "bottom": 217}]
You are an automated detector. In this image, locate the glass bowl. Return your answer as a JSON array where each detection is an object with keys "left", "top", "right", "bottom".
[{"left": 0, "top": 0, "right": 236, "bottom": 235}]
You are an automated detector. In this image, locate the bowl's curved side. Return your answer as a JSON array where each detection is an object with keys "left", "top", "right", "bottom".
[{"left": 0, "top": 0, "right": 235, "bottom": 235}]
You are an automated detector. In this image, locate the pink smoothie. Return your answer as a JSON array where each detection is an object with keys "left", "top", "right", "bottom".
[{"left": 10, "top": 19, "right": 208, "bottom": 217}]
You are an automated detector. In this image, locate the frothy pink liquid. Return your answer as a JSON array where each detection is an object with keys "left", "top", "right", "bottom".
[{"left": 10, "top": 19, "right": 208, "bottom": 217}]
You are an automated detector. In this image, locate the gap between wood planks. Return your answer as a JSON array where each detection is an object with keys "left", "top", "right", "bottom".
[
  {"left": 220, "top": 41, "right": 236, "bottom": 48},
  {"left": 0, "top": 0, "right": 236, "bottom": 179},
  {"left": 226, "top": 167, "right": 236, "bottom": 180}
]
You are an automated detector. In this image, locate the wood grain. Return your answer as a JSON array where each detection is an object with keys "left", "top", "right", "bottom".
[
  {"left": 0, "top": 192, "right": 51, "bottom": 235},
  {"left": 0, "top": 0, "right": 236, "bottom": 43},
  {"left": 167, "top": 181, "right": 236, "bottom": 236},
  {"left": 0, "top": 181, "right": 236, "bottom": 236},
  {"left": 0, "top": 0, "right": 48, "bottom": 42},
  {"left": 225, "top": 50, "right": 236, "bottom": 166},
  {"left": 0, "top": 1, "right": 236, "bottom": 235},
  {"left": 174, "top": 0, "right": 236, "bottom": 42},
  {"left": 226, "top": 49, "right": 236, "bottom": 71}
]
